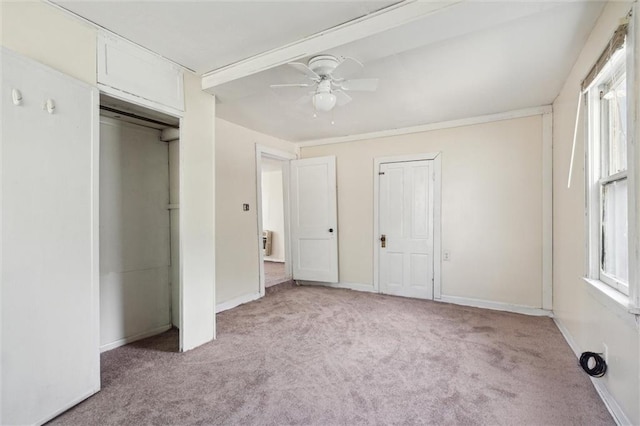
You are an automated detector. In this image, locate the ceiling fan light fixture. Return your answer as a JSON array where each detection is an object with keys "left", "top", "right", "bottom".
[{"left": 312, "top": 91, "right": 337, "bottom": 112}]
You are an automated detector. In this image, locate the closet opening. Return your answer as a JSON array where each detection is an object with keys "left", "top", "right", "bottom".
[{"left": 99, "top": 94, "right": 181, "bottom": 353}]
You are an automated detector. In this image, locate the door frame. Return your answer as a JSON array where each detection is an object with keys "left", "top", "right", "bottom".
[
  {"left": 97, "top": 88, "right": 185, "bottom": 348},
  {"left": 255, "top": 145, "right": 297, "bottom": 296},
  {"left": 373, "top": 153, "right": 442, "bottom": 298}
]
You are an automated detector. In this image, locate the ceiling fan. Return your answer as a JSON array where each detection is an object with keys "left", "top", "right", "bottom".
[{"left": 270, "top": 55, "right": 379, "bottom": 113}]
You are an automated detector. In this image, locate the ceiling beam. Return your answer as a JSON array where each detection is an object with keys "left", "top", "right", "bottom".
[{"left": 201, "top": 0, "right": 460, "bottom": 91}]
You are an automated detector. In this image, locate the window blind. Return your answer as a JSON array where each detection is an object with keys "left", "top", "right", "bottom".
[{"left": 581, "top": 23, "right": 628, "bottom": 91}]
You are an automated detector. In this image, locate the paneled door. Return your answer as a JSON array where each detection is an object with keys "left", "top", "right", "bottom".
[
  {"left": 1, "top": 49, "right": 100, "bottom": 424},
  {"left": 290, "top": 156, "right": 338, "bottom": 283},
  {"left": 378, "top": 160, "right": 434, "bottom": 299}
]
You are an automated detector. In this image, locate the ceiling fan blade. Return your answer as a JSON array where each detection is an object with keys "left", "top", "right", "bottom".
[
  {"left": 289, "top": 62, "right": 320, "bottom": 80},
  {"left": 332, "top": 57, "right": 364, "bottom": 80},
  {"left": 334, "top": 90, "right": 352, "bottom": 106},
  {"left": 270, "top": 83, "right": 314, "bottom": 89},
  {"left": 340, "top": 78, "right": 379, "bottom": 92}
]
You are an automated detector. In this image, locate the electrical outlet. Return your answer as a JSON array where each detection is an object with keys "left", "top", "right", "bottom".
[
  {"left": 443, "top": 250, "right": 451, "bottom": 261},
  {"left": 602, "top": 343, "right": 609, "bottom": 363}
]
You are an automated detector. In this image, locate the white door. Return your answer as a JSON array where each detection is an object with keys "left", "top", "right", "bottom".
[
  {"left": 290, "top": 156, "right": 338, "bottom": 283},
  {"left": 379, "top": 160, "right": 434, "bottom": 299},
  {"left": 1, "top": 49, "right": 100, "bottom": 424}
]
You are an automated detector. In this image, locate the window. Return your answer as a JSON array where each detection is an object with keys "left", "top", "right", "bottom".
[{"left": 585, "top": 25, "right": 629, "bottom": 295}]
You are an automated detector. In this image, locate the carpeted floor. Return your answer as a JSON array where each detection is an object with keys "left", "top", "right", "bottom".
[
  {"left": 264, "top": 261, "right": 289, "bottom": 287},
  {"left": 50, "top": 286, "right": 613, "bottom": 425}
]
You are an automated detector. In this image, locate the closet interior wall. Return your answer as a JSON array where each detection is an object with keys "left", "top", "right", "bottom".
[{"left": 99, "top": 99, "right": 180, "bottom": 351}]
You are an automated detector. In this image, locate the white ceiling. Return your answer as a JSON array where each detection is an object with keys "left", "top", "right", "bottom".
[
  {"left": 53, "top": 0, "right": 397, "bottom": 73},
  {"left": 53, "top": 0, "right": 608, "bottom": 143}
]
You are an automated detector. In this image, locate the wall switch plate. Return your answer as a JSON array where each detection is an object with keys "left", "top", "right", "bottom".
[
  {"left": 243, "top": 203, "right": 249, "bottom": 211},
  {"left": 443, "top": 250, "right": 451, "bottom": 261}
]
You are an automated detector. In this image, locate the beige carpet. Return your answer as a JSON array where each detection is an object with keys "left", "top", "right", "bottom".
[
  {"left": 50, "top": 286, "right": 613, "bottom": 425},
  {"left": 264, "top": 261, "right": 289, "bottom": 288}
]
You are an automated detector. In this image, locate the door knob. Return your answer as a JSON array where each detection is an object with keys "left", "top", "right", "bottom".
[
  {"left": 380, "top": 234, "right": 386, "bottom": 248},
  {"left": 329, "top": 228, "right": 334, "bottom": 233}
]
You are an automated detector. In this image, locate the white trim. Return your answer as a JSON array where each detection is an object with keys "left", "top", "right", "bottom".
[
  {"left": 215, "top": 292, "right": 261, "bottom": 313},
  {"left": 298, "top": 281, "right": 377, "bottom": 294},
  {"left": 257, "top": 145, "right": 298, "bottom": 161},
  {"left": 627, "top": 4, "right": 640, "bottom": 310},
  {"left": 542, "top": 112, "right": 553, "bottom": 310},
  {"left": 438, "top": 295, "right": 553, "bottom": 317},
  {"left": 298, "top": 106, "right": 553, "bottom": 148},
  {"left": 433, "top": 157, "right": 442, "bottom": 300},
  {"left": 99, "top": 324, "right": 172, "bottom": 353},
  {"left": 201, "top": 1, "right": 459, "bottom": 89},
  {"left": 177, "top": 119, "right": 186, "bottom": 350},
  {"left": 554, "top": 318, "right": 633, "bottom": 426},
  {"left": 211, "top": 98, "right": 217, "bottom": 340},
  {"left": 585, "top": 86, "right": 600, "bottom": 281},
  {"left": 373, "top": 153, "right": 442, "bottom": 299},
  {"left": 255, "top": 145, "right": 297, "bottom": 298},
  {"left": 89, "top": 87, "right": 101, "bottom": 392},
  {"left": 98, "top": 83, "right": 184, "bottom": 119}
]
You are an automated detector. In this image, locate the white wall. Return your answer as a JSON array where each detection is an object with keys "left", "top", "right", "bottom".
[
  {"left": 552, "top": 2, "right": 640, "bottom": 424},
  {"left": 215, "top": 118, "right": 296, "bottom": 305},
  {"left": 262, "top": 166, "right": 286, "bottom": 262},
  {"left": 0, "top": 1, "right": 95, "bottom": 85},
  {"left": 1, "top": 0, "right": 216, "bottom": 352},
  {"left": 300, "top": 115, "right": 544, "bottom": 309},
  {"left": 180, "top": 71, "right": 216, "bottom": 348}
]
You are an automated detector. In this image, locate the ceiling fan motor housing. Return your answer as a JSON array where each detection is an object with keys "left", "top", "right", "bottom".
[{"left": 308, "top": 55, "right": 340, "bottom": 77}]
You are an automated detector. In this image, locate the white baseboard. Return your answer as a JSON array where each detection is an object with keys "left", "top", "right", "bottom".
[
  {"left": 216, "top": 292, "right": 261, "bottom": 313},
  {"left": 438, "top": 295, "right": 553, "bottom": 317},
  {"left": 298, "top": 280, "right": 377, "bottom": 293},
  {"left": 553, "top": 318, "right": 632, "bottom": 426},
  {"left": 100, "top": 323, "right": 172, "bottom": 352}
]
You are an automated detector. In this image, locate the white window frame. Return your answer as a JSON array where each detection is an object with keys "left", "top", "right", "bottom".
[
  {"left": 585, "top": 47, "right": 629, "bottom": 295},
  {"left": 585, "top": 8, "right": 640, "bottom": 313}
]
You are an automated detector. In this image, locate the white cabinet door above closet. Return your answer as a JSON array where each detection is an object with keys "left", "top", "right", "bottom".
[{"left": 97, "top": 33, "right": 184, "bottom": 112}]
